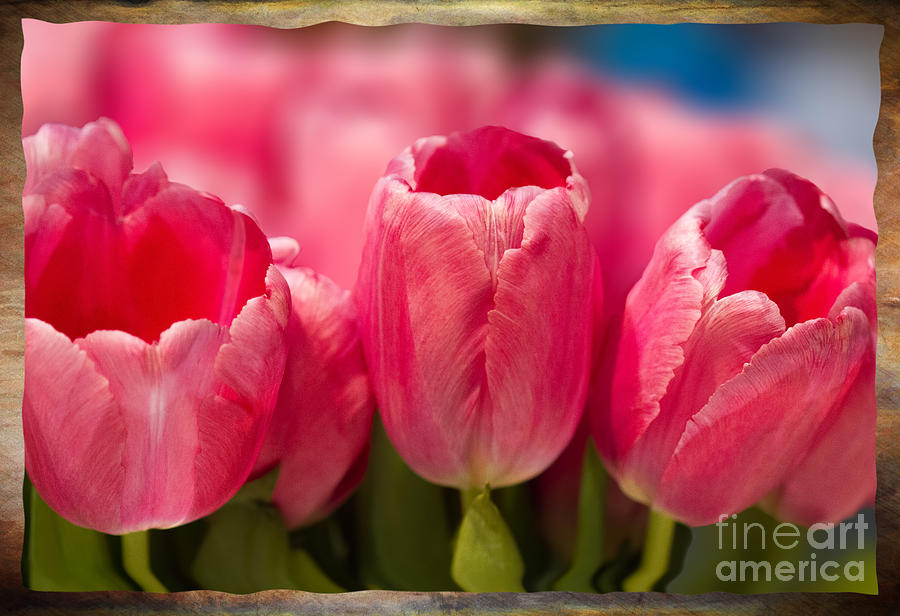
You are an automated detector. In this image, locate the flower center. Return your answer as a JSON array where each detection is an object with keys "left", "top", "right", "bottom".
[{"left": 413, "top": 126, "right": 570, "bottom": 200}]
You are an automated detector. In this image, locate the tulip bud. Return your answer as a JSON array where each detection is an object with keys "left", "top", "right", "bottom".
[
  {"left": 252, "top": 255, "right": 375, "bottom": 529},
  {"left": 356, "top": 126, "right": 597, "bottom": 489},
  {"left": 595, "top": 169, "right": 876, "bottom": 526},
  {"left": 23, "top": 119, "right": 290, "bottom": 534}
]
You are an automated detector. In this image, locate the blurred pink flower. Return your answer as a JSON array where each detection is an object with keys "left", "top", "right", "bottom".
[
  {"left": 22, "top": 23, "right": 876, "bottom": 305},
  {"left": 22, "top": 22, "right": 513, "bottom": 290},
  {"left": 252, "top": 248, "right": 374, "bottom": 529},
  {"left": 501, "top": 59, "right": 877, "bottom": 312},
  {"left": 594, "top": 169, "right": 876, "bottom": 526},
  {"left": 270, "top": 28, "right": 513, "bottom": 288},
  {"left": 75, "top": 23, "right": 301, "bottom": 234},
  {"left": 23, "top": 119, "right": 290, "bottom": 534},
  {"left": 356, "top": 126, "right": 597, "bottom": 489}
]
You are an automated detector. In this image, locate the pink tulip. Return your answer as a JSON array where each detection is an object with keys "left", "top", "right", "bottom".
[
  {"left": 356, "top": 126, "right": 597, "bottom": 489},
  {"left": 23, "top": 119, "right": 290, "bottom": 534},
  {"left": 252, "top": 248, "right": 375, "bottom": 529},
  {"left": 595, "top": 169, "right": 876, "bottom": 527}
]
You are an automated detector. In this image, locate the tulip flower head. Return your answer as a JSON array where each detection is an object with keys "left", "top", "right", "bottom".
[
  {"left": 252, "top": 250, "right": 375, "bottom": 529},
  {"left": 596, "top": 169, "right": 876, "bottom": 527},
  {"left": 23, "top": 119, "right": 290, "bottom": 534},
  {"left": 356, "top": 126, "right": 597, "bottom": 489}
]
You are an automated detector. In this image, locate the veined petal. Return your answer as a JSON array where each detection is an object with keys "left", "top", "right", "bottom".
[
  {"left": 606, "top": 209, "right": 725, "bottom": 466},
  {"left": 77, "top": 320, "right": 227, "bottom": 531},
  {"left": 473, "top": 186, "right": 595, "bottom": 487},
  {"left": 357, "top": 179, "right": 495, "bottom": 487},
  {"left": 255, "top": 267, "right": 373, "bottom": 528},
  {"left": 653, "top": 307, "right": 871, "bottom": 526},
  {"left": 761, "top": 322, "right": 876, "bottom": 525},
  {"left": 23, "top": 318, "right": 125, "bottom": 534},
  {"left": 213, "top": 264, "right": 290, "bottom": 409},
  {"left": 620, "top": 290, "right": 785, "bottom": 505},
  {"left": 357, "top": 126, "right": 594, "bottom": 489}
]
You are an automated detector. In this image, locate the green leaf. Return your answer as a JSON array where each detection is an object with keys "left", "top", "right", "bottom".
[
  {"left": 190, "top": 471, "right": 343, "bottom": 594},
  {"left": 451, "top": 490, "right": 525, "bottom": 592},
  {"left": 22, "top": 476, "right": 135, "bottom": 591},
  {"left": 191, "top": 501, "right": 296, "bottom": 593},
  {"left": 553, "top": 440, "right": 607, "bottom": 592},
  {"left": 356, "top": 419, "right": 456, "bottom": 590},
  {"left": 288, "top": 549, "right": 345, "bottom": 593},
  {"left": 290, "top": 514, "right": 355, "bottom": 590}
]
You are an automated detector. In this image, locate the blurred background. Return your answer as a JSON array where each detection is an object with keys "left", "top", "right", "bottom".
[
  {"left": 21, "top": 21, "right": 881, "bottom": 309},
  {"left": 20, "top": 21, "right": 882, "bottom": 594}
]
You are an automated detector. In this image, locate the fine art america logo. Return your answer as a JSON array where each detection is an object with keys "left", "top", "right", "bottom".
[{"left": 715, "top": 514, "right": 869, "bottom": 583}]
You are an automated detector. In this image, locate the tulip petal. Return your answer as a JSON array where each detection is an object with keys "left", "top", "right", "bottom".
[
  {"left": 621, "top": 290, "right": 785, "bottom": 504},
  {"left": 122, "top": 187, "right": 271, "bottom": 342},
  {"left": 24, "top": 118, "right": 131, "bottom": 197},
  {"left": 792, "top": 233, "right": 876, "bottom": 333},
  {"left": 606, "top": 211, "right": 725, "bottom": 465},
  {"left": 451, "top": 186, "right": 533, "bottom": 287},
  {"left": 357, "top": 180, "right": 496, "bottom": 487},
  {"left": 212, "top": 264, "right": 290, "bottom": 408},
  {"left": 26, "top": 266, "right": 288, "bottom": 534},
  {"left": 653, "top": 307, "right": 871, "bottom": 526},
  {"left": 704, "top": 170, "right": 863, "bottom": 325},
  {"left": 760, "top": 280, "right": 877, "bottom": 524},
  {"left": 473, "top": 186, "right": 595, "bottom": 486},
  {"left": 254, "top": 267, "right": 372, "bottom": 528},
  {"left": 77, "top": 320, "right": 227, "bottom": 531},
  {"left": 23, "top": 318, "right": 125, "bottom": 533},
  {"left": 23, "top": 123, "right": 81, "bottom": 194},
  {"left": 23, "top": 194, "right": 71, "bottom": 291},
  {"left": 763, "top": 338, "right": 875, "bottom": 525},
  {"left": 413, "top": 126, "right": 570, "bottom": 201},
  {"left": 25, "top": 185, "right": 128, "bottom": 340},
  {"left": 27, "top": 176, "right": 272, "bottom": 343},
  {"left": 196, "top": 267, "right": 289, "bottom": 518}
]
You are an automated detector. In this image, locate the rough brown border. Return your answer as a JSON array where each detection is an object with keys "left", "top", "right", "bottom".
[{"left": 0, "top": 1, "right": 897, "bottom": 614}]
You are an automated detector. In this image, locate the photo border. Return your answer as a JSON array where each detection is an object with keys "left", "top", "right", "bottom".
[{"left": 1, "top": 1, "right": 897, "bottom": 613}]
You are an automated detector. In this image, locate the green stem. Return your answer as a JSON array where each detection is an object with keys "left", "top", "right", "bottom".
[
  {"left": 553, "top": 442, "right": 607, "bottom": 592},
  {"left": 460, "top": 487, "right": 481, "bottom": 512},
  {"left": 121, "top": 531, "right": 168, "bottom": 593},
  {"left": 621, "top": 509, "right": 676, "bottom": 592}
]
